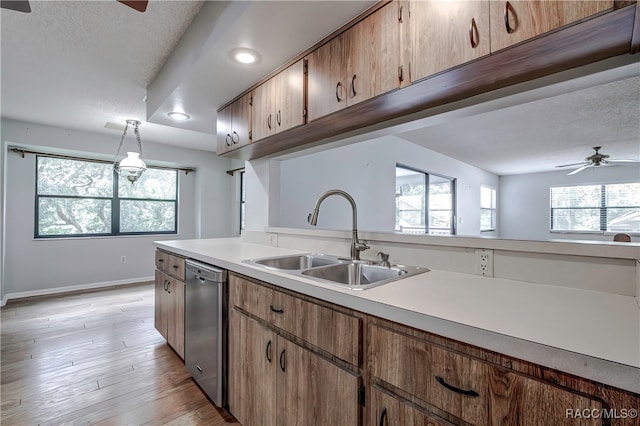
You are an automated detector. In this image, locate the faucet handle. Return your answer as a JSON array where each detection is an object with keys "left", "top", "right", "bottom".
[{"left": 376, "top": 251, "right": 391, "bottom": 267}]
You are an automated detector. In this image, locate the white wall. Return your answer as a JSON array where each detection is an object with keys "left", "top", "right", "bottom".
[
  {"left": 499, "top": 166, "right": 640, "bottom": 241},
  {"left": 275, "top": 135, "right": 499, "bottom": 235},
  {"left": 1, "top": 118, "right": 235, "bottom": 300}
]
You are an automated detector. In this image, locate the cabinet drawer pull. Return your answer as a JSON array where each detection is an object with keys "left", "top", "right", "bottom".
[
  {"left": 335, "top": 81, "right": 343, "bottom": 102},
  {"left": 267, "top": 114, "right": 272, "bottom": 130},
  {"left": 504, "top": 1, "right": 516, "bottom": 34},
  {"left": 172, "top": 264, "right": 179, "bottom": 269},
  {"left": 469, "top": 18, "right": 478, "bottom": 48},
  {"left": 157, "top": 258, "right": 164, "bottom": 262},
  {"left": 266, "top": 340, "right": 272, "bottom": 363},
  {"left": 269, "top": 305, "right": 284, "bottom": 314},
  {"left": 276, "top": 110, "right": 281, "bottom": 127},
  {"left": 435, "top": 376, "right": 479, "bottom": 397},
  {"left": 379, "top": 407, "right": 387, "bottom": 426},
  {"left": 163, "top": 280, "right": 168, "bottom": 291},
  {"left": 279, "top": 349, "right": 286, "bottom": 372},
  {"left": 231, "top": 131, "right": 239, "bottom": 144},
  {"left": 350, "top": 74, "right": 356, "bottom": 97},
  {"left": 166, "top": 281, "right": 171, "bottom": 294},
  {"left": 225, "top": 133, "right": 232, "bottom": 147}
]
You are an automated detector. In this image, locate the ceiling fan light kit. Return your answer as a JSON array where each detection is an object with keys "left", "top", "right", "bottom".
[{"left": 556, "top": 146, "right": 639, "bottom": 175}]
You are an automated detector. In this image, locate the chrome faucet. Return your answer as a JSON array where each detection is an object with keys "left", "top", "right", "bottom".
[{"left": 307, "top": 189, "right": 370, "bottom": 260}]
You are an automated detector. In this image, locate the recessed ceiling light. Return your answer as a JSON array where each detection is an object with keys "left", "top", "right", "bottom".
[
  {"left": 167, "top": 112, "right": 190, "bottom": 121},
  {"left": 229, "top": 48, "right": 261, "bottom": 65}
]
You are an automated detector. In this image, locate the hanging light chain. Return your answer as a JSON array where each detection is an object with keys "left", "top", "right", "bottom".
[{"left": 113, "top": 120, "right": 131, "bottom": 171}]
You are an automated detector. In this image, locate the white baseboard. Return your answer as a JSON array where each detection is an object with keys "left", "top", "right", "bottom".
[{"left": 1, "top": 276, "right": 154, "bottom": 307}]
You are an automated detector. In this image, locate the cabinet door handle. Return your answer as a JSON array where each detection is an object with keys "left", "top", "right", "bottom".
[
  {"left": 163, "top": 280, "right": 168, "bottom": 291},
  {"left": 335, "top": 81, "right": 343, "bottom": 102},
  {"left": 225, "top": 133, "right": 232, "bottom": 147},
  {"left": 269, "top": 305, "right": 284, "bottom": 314},
  {"left": 469, "top": 18, "right": 478, "bottom": 48},
  {"left": 435, "top": 376, "right": 479, "bottom": 397},
  {"left": 276, "top": 110, "right": 281, "bottom": 127},
  {"left": 279, "top": 349, "right": 286, "bottom": 372},
  {"left": 350, "top": 74, "right": 357, "bottom": 97},
  {"left": 379, "top": 407, "right": 387, "bottom": 426},
  {"left": 231, "top": 131, "right": 239, "bottom": 144},
  {"left": 267, "top": 114, "right": 272, "bottom": 130},
  {"left": 504, "top": 1, "right": 516, "bottom": 34},
  {"left": 266, "top": 340, "right": 272, "bottom": 363}
]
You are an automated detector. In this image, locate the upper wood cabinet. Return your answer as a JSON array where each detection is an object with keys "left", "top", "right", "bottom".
[
  {"left": 252, "top": 60, "right": 305, "bottom": 142},
  {"left": 489, "top": 0, "right": 613, "bottom": 52},
  {"left": 407, "top": 0, "right": 491, "bottom": 83},
  {"left": 216, "top": 92, "right": 252, "bottom": 154},
  {"left": 307, "top": 1, "right": 401, "bottom": 121}
]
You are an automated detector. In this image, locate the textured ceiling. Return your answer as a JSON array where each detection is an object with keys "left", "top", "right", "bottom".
[{"left": 397, "top": 73, "right": 640, "bottom": 176}]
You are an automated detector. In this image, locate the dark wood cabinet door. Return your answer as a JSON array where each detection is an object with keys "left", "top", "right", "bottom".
[
  {"left": 276, "top": 335, "right": 360, "bottom": 426},
  {"left": 230, "top": 92, "right": 252, "bottom": 149},
  {"left": 409, "top": 0, "right": 490, "bottom": 83},
  {"left": 252, "top": 78, "right": 276, "bottom": 142},
  {"left": 154, "top": 270, "right": 168, "bottom": 340},
  {"left": 347, "top": 1, "right": 401, "bottom": 106},
  {"left": 489, "top": 0, "right": 613, "bottom": 52},
  {"left": 369, "top": 385, "right": 455, "bottom": 426},
  {"left": 306, "top": 33, "right": 348, "bottom": 122},
  {"left": 274, "top": 60, "right": 305, "bottom": 133},
  {"left": 167, "top": 278, "right": 184, "bottom": 359},
  {"left": 228, "top": 308, "right": 277, "bottom": 426}
]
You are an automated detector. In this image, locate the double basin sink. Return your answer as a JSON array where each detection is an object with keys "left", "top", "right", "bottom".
[{"left": 243, "top": 253, "right": 428, "bottom": 290}]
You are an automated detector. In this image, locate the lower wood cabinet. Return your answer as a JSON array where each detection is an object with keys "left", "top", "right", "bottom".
[
  {"left": 154, "top": 270, "right": 185, "bottom": 359},
  {"left": 370, "top": 385, "right": 454, "bottom": 426},
  {"left": 369, "top": 323, "right": 609, "bottom": 425},
  {"left": 228, "top": 307, "right": 360, "bottom": 426}
]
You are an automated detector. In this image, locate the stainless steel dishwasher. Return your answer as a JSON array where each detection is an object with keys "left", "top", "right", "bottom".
[{"left": 185, "top": 260, "right": 227, "bottom": 407}]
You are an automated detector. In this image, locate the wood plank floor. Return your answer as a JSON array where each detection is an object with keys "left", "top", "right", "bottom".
[{"left": 1, "top": 283, "right": 239, "bottom": 425}]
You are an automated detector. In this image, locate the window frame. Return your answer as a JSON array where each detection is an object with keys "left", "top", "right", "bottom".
[
  {"left": 480, "top": 185, "right": 497, "bottom": 232},
  {"left": 395, "top": 164, "right": 457, "bottom": 235},
  {"left": 34, "top": 154, "right": 179, "bottom": 239},
  {"left": 549, "top": 182, "right": 640, "bottom": 234}
]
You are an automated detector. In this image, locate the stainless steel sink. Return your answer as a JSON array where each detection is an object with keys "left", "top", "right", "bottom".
[
  {"left": 301, "top": 262, "right": 427, "bottom": 290},
  {"left": 244, "top": 253, "right": 428, "bottom": 290},
  {"left": 245, "top": 253, "right": 345, "bottom": 271}
]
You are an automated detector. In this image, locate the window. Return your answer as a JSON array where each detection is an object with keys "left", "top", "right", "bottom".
[
  {"left": 480, "top": 185, "right": 496, "bottom": 231},
  {"left": 395, "top": 166, "right": 456, "bottom": 235},
  {"left": 36, "top": 155, "right": 178, "bottom": 238},
  {"left": 550, "top": 183, "right": 640, "bottom": 233}
]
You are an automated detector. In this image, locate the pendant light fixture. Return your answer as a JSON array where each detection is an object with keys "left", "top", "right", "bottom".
[{"left": 114, "top": 119, "right": 146, "bottom": 185}]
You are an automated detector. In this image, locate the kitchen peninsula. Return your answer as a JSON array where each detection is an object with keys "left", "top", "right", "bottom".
[{"left": 155, "top": 236, "right": 639, "bottom": 425}]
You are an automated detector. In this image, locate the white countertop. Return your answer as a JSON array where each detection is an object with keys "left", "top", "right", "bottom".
[{"left": 155, "top": 237, "right": 640, "bottom": 394}]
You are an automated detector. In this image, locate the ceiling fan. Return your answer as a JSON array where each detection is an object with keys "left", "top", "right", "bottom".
[
  {"left": 1, "top": 0, "right": 148, "bottom": 13},
  {"left": 556, "top": 146, "right": 639, "bottom": 175}
]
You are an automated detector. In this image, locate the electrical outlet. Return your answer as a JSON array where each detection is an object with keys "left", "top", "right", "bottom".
[
  {"left": 121, "top": 256, "right": 126, "bottom": 263},
  {"left": 474, "top": 249, "right": 493, "bottom": 277},
  {"left": 269, "top": 234, "right": 278, "bottom": 247}
]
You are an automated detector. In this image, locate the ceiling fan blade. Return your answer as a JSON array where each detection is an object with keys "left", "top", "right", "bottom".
[
  {"left": 606, "top": 159, "right": 640, "bottom": 164},
  {"left": 567, "top": 164, "right": 592, "bottom": 175},
  {"left": 117, "top": 0, "right": 148, "bottom": 12},
  {"left": 556, "top": 161, "right": 590, "bottom": 168},
  {"left": 1, "top": 0, "right": 31, "bottom": 13}
]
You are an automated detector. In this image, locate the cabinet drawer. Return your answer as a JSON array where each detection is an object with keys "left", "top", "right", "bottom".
[
  {"left": 155, "top": 250, "right": 185, "bottom": 280},
  {"left": 369, "top": 385, "right": 454, "bottom": 426},
  {"left": 371, "top": 324, "right": 488, "bottom": 424},
  {"left": 371, "top": 324, "right": 605, "bottom": 425},
  {"left": 230, "top": 274, "right": 361, "bottom": 365}
]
